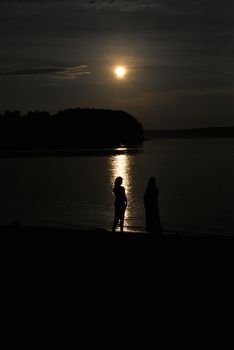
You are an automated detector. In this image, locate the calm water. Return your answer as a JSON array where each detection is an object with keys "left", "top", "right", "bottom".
[{"left": 1, "top": 138, "right": 234, "bottom": 235}]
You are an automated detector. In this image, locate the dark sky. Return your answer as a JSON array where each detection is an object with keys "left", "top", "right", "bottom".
[{"left": 0, "top": 0, "right": 234, "bottom": 129}]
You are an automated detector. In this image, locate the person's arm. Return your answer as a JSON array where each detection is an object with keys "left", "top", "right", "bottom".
[{"left": 124, "top": 188, "right": 127, "bottom": 207}]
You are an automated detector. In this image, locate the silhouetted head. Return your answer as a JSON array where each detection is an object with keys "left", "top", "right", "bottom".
[
  {"left": 148, "top": 177, "right": 156, "bottom": 187},
  {"left": 114, "top": 176, "right": 123, "bottom": 187}
]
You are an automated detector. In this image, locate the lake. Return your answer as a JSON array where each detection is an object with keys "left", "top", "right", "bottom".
[{"left": 1, "top": 138, "right": 234, "bottom": 235}]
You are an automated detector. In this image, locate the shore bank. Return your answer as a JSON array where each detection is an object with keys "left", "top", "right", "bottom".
[{"left": 2, "top": 224, "right": 234, "bottom": 328}]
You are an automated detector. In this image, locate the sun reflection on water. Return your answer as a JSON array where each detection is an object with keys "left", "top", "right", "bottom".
[{"left": 110, "top": 148, "right": 132, "bottom": 231}]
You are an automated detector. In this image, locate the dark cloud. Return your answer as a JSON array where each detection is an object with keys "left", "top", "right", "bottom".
[
  {"left": 0, "top": 0, "right": 158, "bottom": 10},
  {"left": 1, "top": 0, "right": 233, "bottom": 15},
  {"left": 1, "top": 0, "right": 233, "bottom": 36},
  {"left": 0, "top": 65, "right": 90, "bottom": 79}
]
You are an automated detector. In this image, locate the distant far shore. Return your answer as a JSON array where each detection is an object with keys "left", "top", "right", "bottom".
[
  {"left": 0, "top": 146, "right": 142, "bottom": 158},
  {"left": 1, "top": 126, "right": 233, "bottom": 157},
  {"left": 144, "top": 126, "right": 234, "bottom": 139}
]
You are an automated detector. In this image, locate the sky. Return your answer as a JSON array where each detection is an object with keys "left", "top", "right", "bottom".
[{"left": 0, "top": 0, "right": 234, "bottom": 129}]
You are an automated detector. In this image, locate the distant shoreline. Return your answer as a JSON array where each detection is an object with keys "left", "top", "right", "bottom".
[
  {"left": 1, "top": 224, "right": 233, "bottom": 238},
  {"left": 144, "top": 126, "right": 234, "bottom": 139},
  {"left": 0, "top": 126, "right": 233, "bottom": 157},
  {"left": 0, "top": 146, "right": 142, "bottom": 158}
]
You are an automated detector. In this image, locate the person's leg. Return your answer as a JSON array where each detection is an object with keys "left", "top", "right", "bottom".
[
  {"left": 120, "top": 211, "right": 125, "bottom": 233},
  {"left": 119, "top": 220, "right": 123, "bottom": 232},
  {"left": 112, "top": 215, "right": 119, "bottom": 232}
]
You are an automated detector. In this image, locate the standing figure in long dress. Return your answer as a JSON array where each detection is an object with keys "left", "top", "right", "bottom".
[
  {"left": 112, "top": 176, "right": 127, "bottom": 233},
  {"left": 144, "top": 177, "right": 162, "bottom": 235}
]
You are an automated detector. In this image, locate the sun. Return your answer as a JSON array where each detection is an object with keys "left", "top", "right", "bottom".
[{"left": 114, "top": 66, "right": 127, "bottom": 79}]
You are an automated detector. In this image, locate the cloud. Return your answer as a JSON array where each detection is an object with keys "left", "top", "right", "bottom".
[
  {"left": 2, "top": 0, "right": 233, "bottom": 13},
  {"left": 0, "top": 0, "right": 160, "bottom": 34},
  {"left": 1, "top": 0, "right": 158, "bottom": 10},
  {"left": 0, "top": 65, "right": 90, "bottom": 80},
  {"left": 1, "top": 0, "right": 233, "bottom": 35},
  {"left": 80, "top": 0, "right": 158, "bottom": 11}
]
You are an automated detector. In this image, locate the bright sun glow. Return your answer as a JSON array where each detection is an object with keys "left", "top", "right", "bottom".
[{"left": 114, "top": 66, "right": 127, "bottom": 79}]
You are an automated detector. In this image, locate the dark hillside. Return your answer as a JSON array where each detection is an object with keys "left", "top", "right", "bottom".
[{"left": 0, "top": 108, "right": 143, "bottom": 151}]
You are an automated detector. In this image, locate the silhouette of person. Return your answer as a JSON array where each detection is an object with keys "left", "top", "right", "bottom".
[
  {"left": 112, "top": 176, "right": 127, "bottom": 233},
  {"left": 144, "top": 177, "right": 162, "bottom": 235}
]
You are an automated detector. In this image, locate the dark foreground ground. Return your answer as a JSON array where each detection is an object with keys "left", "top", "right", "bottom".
[{"left": 2, "top": 225, "right": 234, "bottom": 343}]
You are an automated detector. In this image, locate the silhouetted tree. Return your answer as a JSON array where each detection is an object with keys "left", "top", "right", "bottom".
[{"left": 0, "top": 107, "right": 143, "bottom": 151}]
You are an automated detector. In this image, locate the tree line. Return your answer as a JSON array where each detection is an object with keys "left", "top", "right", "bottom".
[{"left": 0, "top": 108, "right": 143, "bottom": 150}]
